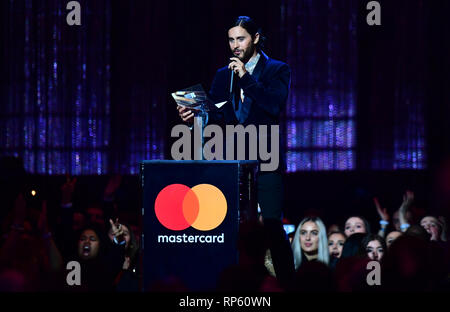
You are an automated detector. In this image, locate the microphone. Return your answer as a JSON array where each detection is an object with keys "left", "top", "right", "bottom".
[
  {"left": 229, "top": 68, "right": 237, "bottom": 111},
  {"left": 229, "top": 68, "right": 234, "bottom": 96}
]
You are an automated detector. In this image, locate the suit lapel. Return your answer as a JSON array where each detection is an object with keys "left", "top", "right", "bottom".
[
  {"left": 238, "top": 51, "right": 269, "bottom": 123},
  {"left": 251, "top": 51, "right": 268, "bottom": 82}
]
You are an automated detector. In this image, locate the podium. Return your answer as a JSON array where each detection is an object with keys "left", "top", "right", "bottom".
[{"left": 140, "top": 160, "right": 258, "bottom": 291}]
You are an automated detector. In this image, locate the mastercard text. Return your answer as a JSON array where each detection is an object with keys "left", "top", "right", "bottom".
[{"left": 157, "top": 233, "right": 224, "bottom": 244}]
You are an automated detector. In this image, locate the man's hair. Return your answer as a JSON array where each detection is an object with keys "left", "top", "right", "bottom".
[{"left": 229, "top": 16, "right": 266, "bottom": 50}]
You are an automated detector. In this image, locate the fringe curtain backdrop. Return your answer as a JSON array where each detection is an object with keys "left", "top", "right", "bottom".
[
  {"left": 281, "top": 0, "right": 358, "bottom": 171},
  {"left": 0, "top": 0, "right": 428, "bottom": 174},
  {"left": 365, "top": 0, "right": 427, "bottom": 170},
  {"left": 0, "top": 0, "right": 166, "bottom": 175},
  {"left": 281, "top": 0, "right": 427, "bottom": 171}
]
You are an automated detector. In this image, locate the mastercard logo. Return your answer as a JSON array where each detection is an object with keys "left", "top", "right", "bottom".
[{"left": 154, "top": 184, "right": 227, "bottom": 231}]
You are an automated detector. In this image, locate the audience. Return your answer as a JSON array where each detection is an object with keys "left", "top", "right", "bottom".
[{"left": 1, "top": 157, "right": 449, "bottom": 292}]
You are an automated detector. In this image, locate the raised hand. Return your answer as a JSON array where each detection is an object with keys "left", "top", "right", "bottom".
[
  {"left": 400, "top": 190, "right": 414, "bottom": 215},
  {"left": 402, "top": 190, "right": 414, "bottom": 206},
  {"left": 123, "top": 256, "right": 131, "bottom": 270},
  {"left": 13, "top": 193, "right": 27, "bottom": 225},
  {"left": 61, "top": 174, "right": 77, "bottom": 205},
  {"left": 109, "top": 218, "right": 125, "bottom": 244},
  {"left": 104, "top": 174, "right": 122, "bottom": 200},
  {"left": 374, "top": 197, "right": 389, "bottom": 221},
  {"left": 37, "top": 200, "right": 49, "bottom": 234},
  {"left": 398, "top": 190, "right": 414, "bottom": 231}
]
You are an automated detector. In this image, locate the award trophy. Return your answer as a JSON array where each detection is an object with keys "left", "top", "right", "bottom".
[{"left": 172, "top": 84, "right": 226, "bottom": 160}]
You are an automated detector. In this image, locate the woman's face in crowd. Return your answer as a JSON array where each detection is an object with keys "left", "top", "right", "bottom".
[
  {"left": 108, "top": 224, "right": 131, "bottom": 248},
  {"left": 344, "top": 217, "right": 366, "bottom": 237},
  {"left": 366, "top": 240, "right": 384, "bottom": 261},
  {"left": 300, "top": 221, "right": 319, "bottom": 254},
  {"left": 420, "top": 216, "right": 440, "bottom": 236},
  {"left": 328, "top": 233, "right": 346, "bottom": 258},
  {"left": 78, "top": 229, "right": 100, "bottom": 260},
  {"left": 386, "top": 231, "right": 402, "bottom": 248}
]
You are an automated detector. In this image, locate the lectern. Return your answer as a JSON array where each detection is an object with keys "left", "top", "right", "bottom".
[{"left": 140, "top": 160, "right": 258, "bottom": 291}]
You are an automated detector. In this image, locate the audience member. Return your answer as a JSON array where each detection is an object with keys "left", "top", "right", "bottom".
[
  {"left": 291, "top": 217, "right": 329, "bottom": 271},
  {"left": 362, "top": 234, "right": 386, "bottom": 261},
  {"left": 344, "top": 216, "right": 370, "bottom": 237},
  {"left": 385, "top": 231, "right": 402, "bottom": 248}
]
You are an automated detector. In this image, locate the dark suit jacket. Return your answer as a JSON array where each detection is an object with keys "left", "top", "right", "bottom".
[{"left": 207, "top": 51, "right": 291, "bottom": 171}]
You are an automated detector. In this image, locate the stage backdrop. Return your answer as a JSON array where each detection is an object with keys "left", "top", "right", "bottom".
[
  {"left": 0, "top": 0, "right": 166, "bottom": 175},
  {"left": 1, "top": 0, "right": 431, "bottom": 174}
]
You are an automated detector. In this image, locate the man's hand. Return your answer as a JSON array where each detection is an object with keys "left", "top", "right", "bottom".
[
  {"left": 177, "top": 105, "right": 195, "bottom": 125},
  {"left": 229, "top": 57, "right": 247, "bottom": 78}
]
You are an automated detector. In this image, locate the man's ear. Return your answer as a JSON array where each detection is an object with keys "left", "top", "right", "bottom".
[{"left": 253, "top": 33, "right": 260, "bottom": 45}]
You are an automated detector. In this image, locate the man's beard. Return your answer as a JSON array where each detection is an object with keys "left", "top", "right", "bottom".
[{"left": 235, "top": 44, "right": 256, "bottom": 63}]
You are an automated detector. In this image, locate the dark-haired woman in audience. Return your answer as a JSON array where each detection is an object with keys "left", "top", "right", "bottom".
[
  {"left": 107, "top": 220, "right": 140, "bottom": 291},
  {"left": 69, "top": 222, "right": 124, "bottom": 291},
  {"left": 362, "top": 234, "right": 386, "bottom": 261},
  {"left": 328, "top": 231, "right": 346, "bottom": 270},
  {"left": 328, "top": 231, "right": 346, "bottom": 259},
  {"left": 344, "top": 216, "right": 370, "bottom": 237},
  {"left": 291, "top": 217, "right": 329, "bottom": 271}
]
